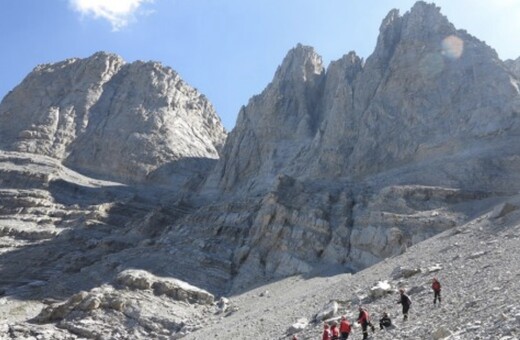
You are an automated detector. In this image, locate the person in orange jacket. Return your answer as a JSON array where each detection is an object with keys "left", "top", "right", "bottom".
[
  {"left": 357, "top": 306, "right": 375, "bottom": 340},
  {"left": 330, "top": 321, "right": 340, "bottom": 340},
  {"left": 322, "top": 322, "right": 331, "bottom": 340},
  {"left": 339, "top": 315, "right": 352, "bottom": 339},
  {"left": 432, "top": 277, "right": 442, "bottom": 306}
]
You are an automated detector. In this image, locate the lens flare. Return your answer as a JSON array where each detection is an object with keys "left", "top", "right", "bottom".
[{"left": 442, "top": 35, "right": 464, "bottom": 59}]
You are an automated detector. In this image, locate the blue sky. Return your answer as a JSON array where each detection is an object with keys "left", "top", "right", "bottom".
[{"left": 1, "top": 0, "right": 519, "bottom": 131}]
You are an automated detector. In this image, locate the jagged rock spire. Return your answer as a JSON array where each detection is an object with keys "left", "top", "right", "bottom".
[
  {"left": 204, "top": 44, "right": 325, "bottom": 194},
  {"left": 211, "top": 1, "right": 520, "bottom": 194},
  {"left": 272, "top": 43, "right": 324, "bottom": 84}
]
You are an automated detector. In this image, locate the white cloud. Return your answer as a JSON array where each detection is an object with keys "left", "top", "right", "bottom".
[{"left": 70, "top": 0, "right": 154, "bottom": 31}]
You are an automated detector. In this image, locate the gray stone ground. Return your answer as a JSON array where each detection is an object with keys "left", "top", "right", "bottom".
[{"left": 184, "top": 197, "right": 520, "bottom": 339}]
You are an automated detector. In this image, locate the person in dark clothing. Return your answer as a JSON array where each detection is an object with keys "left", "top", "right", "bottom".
[
  {"left": 432, "top": 277, "right": 442, "bottom": 306},
  {"left": 357, "top": 306, "right": 375, "bottom": 340},
  {"left": 397, "top": 288, "right": 412, "bottom": 321},
  {"left": 379, "top": 312, "right": 392, "bottom": 330}
]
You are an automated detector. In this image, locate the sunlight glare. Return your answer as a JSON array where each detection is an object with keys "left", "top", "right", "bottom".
[{"left": 441, "top": 35, "right": 464, "bottom": 59}]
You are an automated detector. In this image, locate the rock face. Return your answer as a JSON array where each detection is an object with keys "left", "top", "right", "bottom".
[
  {"left": 2, "top": 1, "right": 520, "bottom": 339},
  {"left": 205, "top": 44, "right": 325, "bottom": 194},
  {"left": 210, "top": 1, "right": 520, "bottom": 194},
  {"left": 197, "top": 1, "right": 520, "bottom": 289},
  {"left": 505, "top": 56, "right": 520, "bottom": 78},
  {"left": 183, "top": 193, "right": 520, "bottom": 339},
  {"left": 0, "top": 52, "right": 226, "bottom": 185}
]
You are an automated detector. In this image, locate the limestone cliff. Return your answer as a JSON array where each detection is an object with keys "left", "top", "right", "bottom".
[
  {"left": 0, "top": 52, "right": 226, "bottom": 185},
  {"left": 196, "top": 1, "right": 520, "bottom": 289},
  {"left": 204, "top": 44, "right": 325, "bottom": 194},
  {"left": 212, "top": 2, "right": 520, "bottom": 194}
]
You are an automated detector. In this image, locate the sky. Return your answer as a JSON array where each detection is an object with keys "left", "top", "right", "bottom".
[{"left": 1, "top": 0, "right": 520, "bottom": 131}]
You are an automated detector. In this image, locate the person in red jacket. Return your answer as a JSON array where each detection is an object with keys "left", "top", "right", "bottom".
[
  {"left": 339, "top": 315, "right": 352, "bottom": 339},
  {"left": 357, "top": 306, "right": 375, "bottom": 340},
  {"left": 432, "top": 277, "right": 442, "bottom": 306},
  {"left": 322, "top": 322, "right": 331, "bottom": 340},
  {"left": 330, "top": 321, "right": 340, "bottom": 340}
]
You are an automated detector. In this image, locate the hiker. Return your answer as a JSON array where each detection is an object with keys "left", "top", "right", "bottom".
[
  {"left": 339, "top": 315, "right": 352, "bottom": 339},
  {"left": 379, "top": 312, "right": 392, "bottom": 330},
  {"left": 432, "top": 277, "right": 442, "bottom": 306},
  {"left": 397, "top": 288, "right": 412, "bottom": 321},
  {"left": 292, "top": 336, "right": 298, "bottom": 340},
  {"left": 330, "top": 321, "right": 340, "bottom": 340},
  {"left": 357, "top": 306, "right": 375, "bottom": 340},
  {"left": 322, "top": 322, "right": 332, "bottom": 340}
]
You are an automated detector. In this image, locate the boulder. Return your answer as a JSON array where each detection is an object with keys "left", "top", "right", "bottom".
[
  {"left": 287, "top": 318, "right": 308, "bottom": 334},
  {"left": 391, "top": 266, "right": 422, "bottom": 279},
  {"left": 369, "top": 280, "right": 393, "bottom": 299},
  {"left": 315, "top": 301, "right": 339, "bottom": 321}
]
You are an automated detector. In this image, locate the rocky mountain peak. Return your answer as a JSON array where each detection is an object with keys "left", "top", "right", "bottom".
[
  {"left": 379, "top": 8, "right": 401, "bottom": 34},
  {"left": 210, "top": 1, "right": 520, "bottom": 195},
  {"left": 402, "top": 1, "right": 454, "bottom": 39},
  {"left": 370, "top": 2, "right": 456, "bottom": 68},
  {"left": 0, "top": 51, "right": 227, "bottom": 185},
  {"left": 273, "top": 43, "right": 324, "bottom": 84},
  {"left": 409, "top": 0, "right": 443, "bottom": 20},
  {"left": 202, "top": 44, "right": 327, "bottom": 194}
]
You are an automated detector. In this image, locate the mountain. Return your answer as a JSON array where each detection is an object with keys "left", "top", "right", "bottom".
[
  {"left": 1, "top": 1, "right": 520, "bottom": 339},
  {"left": 197, "top": 0, "right": 520, "bottom": 290},
  {"left": 209, "top": 1, "right": 520, "bottom": 194},
  {"left": 0, "top": 52, "right": 226, "bottom": 185}
]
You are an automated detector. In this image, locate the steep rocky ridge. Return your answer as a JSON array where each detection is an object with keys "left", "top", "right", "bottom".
[
  {"left": 0, "top": 52, "right": 226, "bottom": 185},
  {"left": 210, "top": 1, "right": 520, "bottom": 194},
  {"left": 204, "top": 44, "right": 325, "bottom": 194},
  {"left": 505, "top": 56, "right": 520, "bottom": 79},
  {"left": 193, "top": 1, "right": 520, "bottom": 289}
]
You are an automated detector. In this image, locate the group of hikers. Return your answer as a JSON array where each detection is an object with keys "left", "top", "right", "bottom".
[{"left": 298, "top": 277, "right": 442, "bottom": 340}]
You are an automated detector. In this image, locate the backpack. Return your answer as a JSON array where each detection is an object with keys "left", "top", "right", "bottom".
[
  {"left": 364, "top": 309, "right": 371, "bottom": 321},
  {"left": 340, "top": 320, "right": 351, "bottom": 333}
]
